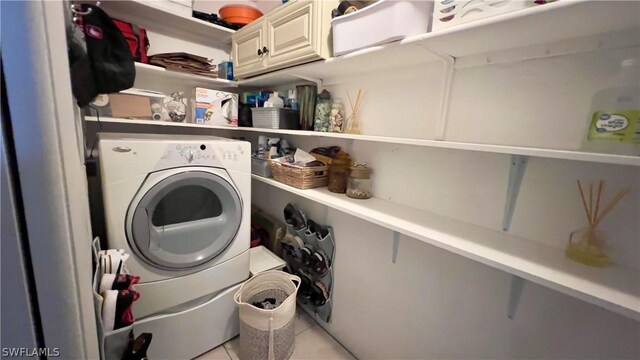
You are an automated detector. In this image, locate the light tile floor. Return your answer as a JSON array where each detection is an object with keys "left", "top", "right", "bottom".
[{"left": 196, "top": 311, "right": 354, "bottom": 360}]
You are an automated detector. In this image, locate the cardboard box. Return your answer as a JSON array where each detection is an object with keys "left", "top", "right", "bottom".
[
  {"left": 87, "top": 89, "right": 166, "bottom": 120},
  {"left": 218, "top": 61, "right": 233, "bottom": 80},
  {"left": 195, "top": 88, "right": 238, "bottom": 126}
]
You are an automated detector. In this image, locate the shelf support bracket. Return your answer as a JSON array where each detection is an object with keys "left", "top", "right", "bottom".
[
  {"left": 502, "top": 155, "right": 529, "bottom": 231},
  {"left": 290, "top": 74, "right": 323, "bottom": 91},
  {"left": 507, "top": 275, "right": 525, "bottom": 319},
  {"left": 415, "top": 45, "right": 455, "bottom": 141},
  {"left": 392, "top": 231, "right": 400, "bottom": 263}
]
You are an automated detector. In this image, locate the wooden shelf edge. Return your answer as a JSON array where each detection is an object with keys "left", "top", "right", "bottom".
[{"left": 251, "top": 175, "right": 640, "bottom": 321}]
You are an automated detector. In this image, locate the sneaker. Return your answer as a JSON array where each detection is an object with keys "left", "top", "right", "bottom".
[
  {"left": 102, "top": 289, "right": 140, "bottom": 331},
  {"left": 311, "top": 251, "right": 330, "bottom": 277},
  {"left": 296, "top": 269, "right": 313, "bottom": 299},
  {"left": 300, "top": 244, "right": 315, "bottom": 267},
  {"left": 99, "top": 273, "right": 140, "bottom": 293}
]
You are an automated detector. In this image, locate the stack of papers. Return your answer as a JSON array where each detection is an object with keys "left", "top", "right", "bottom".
[{"left": 148, "top": 52, "right": 218, "bottom": 77}]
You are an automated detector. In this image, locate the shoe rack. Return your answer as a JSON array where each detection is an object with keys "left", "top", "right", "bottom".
[{"left": 281, "top": 205, "right": 335, "bottom": 322}]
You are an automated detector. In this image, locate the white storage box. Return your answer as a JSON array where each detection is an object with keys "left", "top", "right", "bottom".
[
  {"left": 195, "top": 87, "right": 239, "bottom": 126},
  {"left": 332, "top": 0, "right": 434, "bottom": 56},
  {"left": 148, "top": 0, "right": 193, "bottom": 18},
  {"left": 432, "top": 0, "right": 553, "bottom": 32}
]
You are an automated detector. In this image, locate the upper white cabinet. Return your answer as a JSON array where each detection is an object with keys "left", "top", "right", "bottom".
[
  {"left": 232, "top": 20, "right": 268, "bottom": 77},
  {"left": 232, "top": 0, "right": 338, "bottom": 79}
]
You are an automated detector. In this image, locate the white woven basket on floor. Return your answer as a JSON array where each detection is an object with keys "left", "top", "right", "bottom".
[{"left": 234, "top": 271, "right": 301, "bottom": 360}]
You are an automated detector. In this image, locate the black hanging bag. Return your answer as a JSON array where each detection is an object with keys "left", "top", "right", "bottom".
[{"left": 70, "top": 4, "right": 135, "bottom": 107}]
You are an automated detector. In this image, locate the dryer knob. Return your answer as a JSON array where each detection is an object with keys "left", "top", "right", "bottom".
[{"left": 185, "top": 150, "right": 194, "bottom": 162}]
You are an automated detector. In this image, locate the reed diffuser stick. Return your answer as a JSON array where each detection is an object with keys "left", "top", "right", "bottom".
[
  {"left": 593, "top": 180, "right": 604, "bottom": 224},
  {"left": 593, "top": 188, "right": 629, "bottom": 228},
  {"left": 577, "top": 180, "right": 592, "bottom": 224},
  {"left": 589, "top": 183, "right": 594, "bottom": 223}
]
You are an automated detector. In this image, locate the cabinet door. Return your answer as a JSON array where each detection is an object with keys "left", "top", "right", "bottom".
[
  {"left": 266, "top": 0, "right": 320, "bottom": 69},
  {"left": 232, "top": 21, "right": 267, "bottom": 78}
]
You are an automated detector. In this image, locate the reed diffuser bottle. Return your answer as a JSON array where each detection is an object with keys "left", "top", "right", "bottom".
[{"left": 566, "top": 180, "right": 629, "bottom": 267}]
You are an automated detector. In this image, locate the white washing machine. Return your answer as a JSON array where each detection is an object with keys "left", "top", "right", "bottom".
[{"left": 98, "top": 133, "right": 251, "bottom": 358}]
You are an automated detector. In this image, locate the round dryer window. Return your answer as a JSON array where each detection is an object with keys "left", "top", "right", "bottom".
[{"left": 128, "top": 170, "right": 242, "bottom": 270}]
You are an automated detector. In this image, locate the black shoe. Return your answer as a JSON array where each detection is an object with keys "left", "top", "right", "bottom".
[
  {"left": 310, "top": 280, "right": 330, "bottom": 306},
  {"left": 284, "top": 203, "right": 306, "bottom": 230},
  {"left": 124, "top": 333, "right": 153, "bottom": 360}
]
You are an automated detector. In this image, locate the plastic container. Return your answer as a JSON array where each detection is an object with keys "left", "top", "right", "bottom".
[
  {"left": 252, "top": 108, "right": 300, "bottom": 129},
  {"left": 251, "top": 157, "right": 272, "bottom": 178},
  {"left": 332, "top": 1, "right": 433, "bottom": 56},
  {"left": 314, "top": 90, "right": 332, "bottom": 132},
  {"left": 219, "top": 4, "right": 263, "bottom": 26},
  {"left": 346, "top": 163, "right": 372, "bottom": 199},
  {"left": 432, "top": 1, "right": 544, "bottom": 32},
  {"left": 582, "top": 58, "right": 640, "bottom": 156},
  {"left": 264, "top": 92, "right": 285, "bottom": 108},
  {"left": 328, "top": 152, "right": 351, "bottom": 193}
]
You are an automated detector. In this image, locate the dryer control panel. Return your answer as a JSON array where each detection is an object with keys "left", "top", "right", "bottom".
[{"left": 154, "top": 142, "right": 247, "bottom": 171}]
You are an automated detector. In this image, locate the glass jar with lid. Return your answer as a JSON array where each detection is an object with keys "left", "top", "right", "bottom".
[
  {"left": 328, "top": 98, "right": 345, "bottom": 133},
  {"left": 346, "top": 163, "right": 372, "bottom": 199},
  {"left": 328, "top": 151, "right": 351, "bottom": 193},
  {"left": 314, "top": 90, "right": 332, "bottom": 132}
]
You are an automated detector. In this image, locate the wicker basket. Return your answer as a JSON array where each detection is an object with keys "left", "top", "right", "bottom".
[{"left": 269, "top": 161, "right": 328, "bottom": 189}]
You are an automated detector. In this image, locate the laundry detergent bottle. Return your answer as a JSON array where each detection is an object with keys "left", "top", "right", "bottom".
[{"left": 583, "top": 57, "right": 640, "bottom": 156}]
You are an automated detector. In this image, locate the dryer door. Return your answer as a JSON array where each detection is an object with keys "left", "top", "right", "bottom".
[{"left": 128, "top": 169, "right": 242, "bottom": 270}]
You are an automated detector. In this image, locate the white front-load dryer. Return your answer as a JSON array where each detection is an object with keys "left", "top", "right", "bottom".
[{"left": 98, "top": 133, "right": 251, "bottom": 319}]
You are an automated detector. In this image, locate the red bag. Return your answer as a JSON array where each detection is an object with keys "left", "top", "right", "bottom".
[{"left": 112, "top": 18, "right": 149, "bottom": 63}]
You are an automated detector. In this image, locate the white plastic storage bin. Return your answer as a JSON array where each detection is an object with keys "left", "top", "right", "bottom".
[
  {"left": 432, "top": 0, "right": 555, "bottom": 32},
  {"left": 149, "top": 0, "right": 193, "bottom": 18},
  {"left": 332, "top": 0, "right": 434, "bottom": 56}
]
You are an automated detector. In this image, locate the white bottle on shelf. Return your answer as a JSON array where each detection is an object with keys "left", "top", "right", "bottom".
[
  {"left": 264, "top": 92, "right": 284, "bottom": 108},
  {"left": 582, "top": 58, "right": 640, "bottom": 156}
]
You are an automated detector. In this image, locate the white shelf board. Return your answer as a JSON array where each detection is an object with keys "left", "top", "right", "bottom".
[
  {"left": 211, "top": 127, "right": 639, "bottom": 166},
  {"left": 83, "top": 117, "right": 639, "bottom": 166},
  {"left": 135, "top": 62, "right": 237, "bottom": 88},
  {"left": 101, "top": 0, "right": 235, "bottom": 44},
  {"left": 85, "top": 116, "right": 220, "bottom": 128},
  {"left": 237, "top": 0, "right": 640, "bottom": 86},
  {"left": 252, "top": 175, "right": 640, "bottom": 321}
]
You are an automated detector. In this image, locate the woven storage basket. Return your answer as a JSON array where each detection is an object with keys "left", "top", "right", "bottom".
[{"left": 269, "top": 161, "right": 328, "bottom": 190}]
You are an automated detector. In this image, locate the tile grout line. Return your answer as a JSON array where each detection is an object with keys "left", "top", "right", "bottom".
[{"left": 222, "top": 342, "right": 232, "bottom": 360}]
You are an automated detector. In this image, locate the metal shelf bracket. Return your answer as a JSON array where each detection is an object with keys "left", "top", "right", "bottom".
[
  {"left": 415, "top": 45, "right": 455, "bottom": 141},
  {"left": 502, "top": 155, "right": 529, "bottom": 231},
  {"left": 508, "top": 275, "right": 525, "bottom": 319},
  {"left": 392, "top": 231, "right": 400, "bottom": 263}
]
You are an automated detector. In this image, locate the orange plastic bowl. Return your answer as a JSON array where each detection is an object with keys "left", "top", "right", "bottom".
[{"left": 219, "top": 4, "right": 263, "bottom": 26}]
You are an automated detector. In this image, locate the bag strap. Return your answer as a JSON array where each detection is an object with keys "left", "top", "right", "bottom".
[{"left": 130, "top": 23, "right": 142, "bottom": 60}]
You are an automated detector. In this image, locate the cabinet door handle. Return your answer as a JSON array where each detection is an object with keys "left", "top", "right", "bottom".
[
  {"left": 257, "top": 48, "right": 263, "bottom": 56},
  {"left": 262, "top": 46, "right": 269, "bottom": 54}
]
